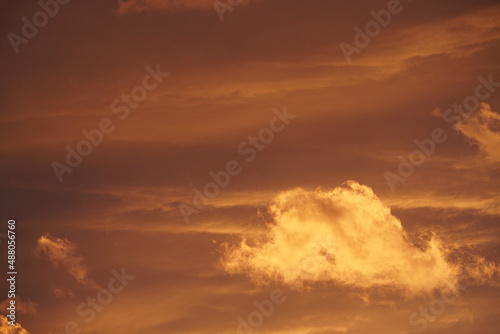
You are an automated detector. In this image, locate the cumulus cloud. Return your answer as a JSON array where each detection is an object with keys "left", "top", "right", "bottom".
[
  {"left": 222, "top": 181, "right": 469, "bottom": 295},
  {"left": 455, "top": 103, "right": 500, "bottom": 162},
  {"left": 35, "top": 233, "right": 99, "bottom": 289},
  {"left": 0, "top": 316, "right": 30, "bottom": 334},
  {"left": 116, "top": 0, "right": 256, "bottom": 15}
]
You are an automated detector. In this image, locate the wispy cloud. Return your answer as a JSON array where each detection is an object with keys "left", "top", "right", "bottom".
[
  {"left": 455, "top": 103, "right": 500, "bottom": 162},
  {"left": 35, "top": 233, "right": 99, "bottom": 289},
  {"left": 0, "top": 297, "right": 38, "bottom": 317},
  {"left": 116, "top": 0, "right": 231, "bottom": 14},
  {"left": 52, "top": 287, "right": 76, "bottom": 299}
]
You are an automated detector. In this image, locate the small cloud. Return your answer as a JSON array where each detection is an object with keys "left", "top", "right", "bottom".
[
  {"left": 221, "top": 181, "right": 498, "bottom": 295},
  {"left": 0, "top": 297, "right": 38, "bottom": 317},
  {"left": 35, "top": 233, "right": 99, "bottom": 289},
  {"left": 455, "top": 103, "right": 500, "bottom": 162},
  {"left": 430, "top": 107, "right": 443, "bottom": 118},
  {"left": 53, "top": 287, "right": 76, "bottom": 299},
  {"left": 0, "top": 315, "right": 31, "bottom": 333}
]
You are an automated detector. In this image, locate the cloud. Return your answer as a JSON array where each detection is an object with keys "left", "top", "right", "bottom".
[
  {"left": 450, "top": 248, "right": 500, "bottom": 287},
  {"left": 35, "top": 233, "right": 99, "bottom": 289},
  {"left": 0, "top": 297, "right": 38, "bottom": 317},
  {"left": 53, "top": 287, "right": 76, "bottom": 299},
  {"left": 454, "top": 103, "right": 500, "bottom": 162},
  {"left": 385, "top": 193, "right": 500, "bottom": 217},
  {"left": 222, "top": 181, "right": 466, "bottom": 295},
  {"left": 116, "top": 0, "right": 254, "bottom": 15},
  {"left": 0, "top": 316, "right": 31, "bottom": 334}
]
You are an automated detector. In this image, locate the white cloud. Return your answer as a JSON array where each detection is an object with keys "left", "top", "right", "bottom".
[{"left": 221, "top": 181, "right": 497, "bottom": 295}]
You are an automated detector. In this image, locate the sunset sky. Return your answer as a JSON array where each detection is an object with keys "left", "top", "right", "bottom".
[{"left": 1, "top": 0, "right": 500, "bottom": 333}]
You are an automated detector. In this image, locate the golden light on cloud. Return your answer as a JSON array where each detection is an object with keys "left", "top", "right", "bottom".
[
  {"left": 222, "top": 181, "right": 463, "bottom": 295},
  {"left": 34, "top": 233, "right": 99, "bottom": 289},
  {"left": 3, "top": 0, "right": 500, "bottom": 333},
  {"left": 0, "top": 315, "right": 30, "bottom": 334}
]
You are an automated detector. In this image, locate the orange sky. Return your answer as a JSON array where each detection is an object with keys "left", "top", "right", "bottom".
[{"left": 1, "top": 0, "right": 499, "bottom": 333}]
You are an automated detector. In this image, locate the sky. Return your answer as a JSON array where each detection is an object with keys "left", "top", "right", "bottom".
[{"left": 1, "top": 0, "right": 499, "bottom": 333}]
